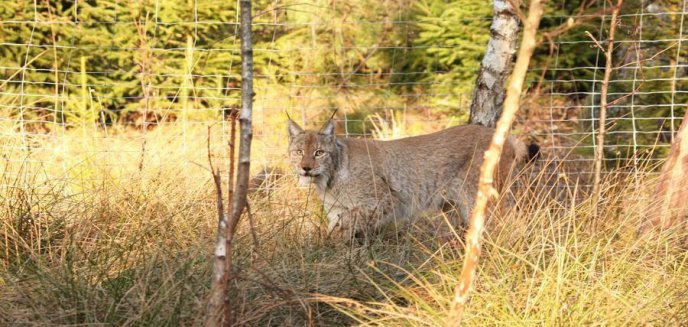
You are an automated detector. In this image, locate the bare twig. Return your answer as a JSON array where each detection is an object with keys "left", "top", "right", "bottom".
[
  {"left": 223, "top": 109, "right": 238, "bottom": 326},
  {"left": 592, "top": 0, "right": 623, "bottom": 213},
  {"left": 614, "top": 42, "right": 676, "bottom": 70},
  {"left": 229, "top": 0, "right": 254, "bottom": 236},
  {"left": 602, "top": 43, "right": 676, "bottom": 108},
  {"left": 245, "top": 202, "right": 260, "bottom": 250},
  {"left": 536, "top": 3, "right": 612, "bottom": 49},
  {"left": 532, "top": 3, "right": 616, "bottom": 96},
  {"left": 205, "top": 0, "right": 254, "bottom": 325},
  {"left": 221, "top": 0, "right": 256, "bottom": 325},
  {"left": 531, "top": 32, "right": 556, "bottom": 97},
  {"left": 584, "top": 31, "right": 607, "bottom": 53},
  {"left": 206, "top": 126, "right": 230, "bottom": 327},
  {"left": 446, "top": 0, "right": 544, "bottom": 324},
  {"left": 506, "top": 0, "right": 527, "bottom": 24}
]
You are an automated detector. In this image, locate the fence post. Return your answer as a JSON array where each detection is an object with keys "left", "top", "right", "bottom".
[
  {"left": 182, "top": 35, "right": 194, "bottom": 150},
  {"left": 468, "top": 0, "right": 520, "bottom": 127},
  {"left": 79, "top": 56, "right": 92, "bottom": 142}
]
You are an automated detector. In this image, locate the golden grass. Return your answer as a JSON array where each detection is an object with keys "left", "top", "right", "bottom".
[{"left": 1, "top": 126, "right": 687, "bottom": 326}]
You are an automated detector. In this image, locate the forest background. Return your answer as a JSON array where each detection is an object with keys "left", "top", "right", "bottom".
[
  {"left": 2, "top": 0, "right": 686, "bottom": 163},
  {"left": 2, "top": 0, "right": 688, "bottom": 325}
]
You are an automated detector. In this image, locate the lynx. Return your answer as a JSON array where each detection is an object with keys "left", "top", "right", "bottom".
[{"left": 287, "top": 119, "right": 536, "bottom": 241}]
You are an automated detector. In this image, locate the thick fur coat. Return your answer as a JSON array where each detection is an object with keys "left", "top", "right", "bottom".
[{"left": 287, "top": 120, "right": 531, "bottom": 240}]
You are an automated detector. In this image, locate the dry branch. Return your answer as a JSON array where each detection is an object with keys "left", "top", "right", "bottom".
[
  {"left": 591, "top": 0, "right": 623, "bottom": 209},
  {"left": 223, "top": 109, "right": 238, "bottom": 326},
  {"left": 531, "top": 3, "right": 618, "bottom": 97},
  {"left": 222, "top": 0, "right": 255, "bottom": 325},
  {"left": 228, "top": 0, "right": 254, "bottom": 245},
  {"left": 205, "top": 0, "right": 254, "bottom": 325},
  {"left": 446, "top": 0, "right": 544, "bottom": 324},
  {"left": 206, "top": 126, "right": 231, "bottom": 326}
]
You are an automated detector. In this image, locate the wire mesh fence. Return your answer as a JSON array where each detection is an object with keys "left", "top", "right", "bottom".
[{"left": 1, "top": 0, "right": 686, "bottom": 194}]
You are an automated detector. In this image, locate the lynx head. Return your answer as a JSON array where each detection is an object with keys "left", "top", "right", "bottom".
[{"left": 287, "top": 119, "right": 339, "bottom": 187}]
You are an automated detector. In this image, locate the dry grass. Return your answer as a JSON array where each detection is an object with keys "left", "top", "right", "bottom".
[{"left": 1, "top": 125, "right": 687, "bottom": 326}]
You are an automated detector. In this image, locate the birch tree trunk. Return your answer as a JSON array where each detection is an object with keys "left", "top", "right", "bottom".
[
  {"left": 646, "top": 109, "right": 688, "bottom": 230},
  {"left": 469, "top": 0, "right": 520, "bottom": 127}
]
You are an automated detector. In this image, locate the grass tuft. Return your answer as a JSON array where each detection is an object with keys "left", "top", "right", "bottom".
[{"left": 1, "top": 126, "right": 687, "bottom": 325}]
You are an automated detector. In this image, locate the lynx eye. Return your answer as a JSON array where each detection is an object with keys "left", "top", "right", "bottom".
[
  {"left": 314, "top": 150, "right": 325, "bottom": 157},
  {"left": 295, "top": 150, "right": 303, "bottom": 156}
]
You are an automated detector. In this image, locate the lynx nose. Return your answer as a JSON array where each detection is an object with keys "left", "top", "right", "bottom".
[{"left": 302, "top": 167, "right": 312, "bottom": 173}]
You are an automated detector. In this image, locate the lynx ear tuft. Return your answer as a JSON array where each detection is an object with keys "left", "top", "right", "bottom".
[
  {"left": 288, "top": 119, "right": 304, "bottom": 137},
  {"left": 320, "top": 120, "right": 335, "bottom": 137}
]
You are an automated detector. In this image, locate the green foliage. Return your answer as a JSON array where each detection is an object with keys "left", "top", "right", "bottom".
[
  {"left": 0, "top": 0, "right": 684, "bottom": 162},
  {"left": 405, "top": 0, "right": 491, "bottom": 113},
  {"left": 1, "top": 0, "right": 498, "bottom": 129},
  {"left": 0, "top": 0, "right": 242, "bottom": 128},
  {"left": 529, "top": 0, "right": 687, "bottom": 163}
]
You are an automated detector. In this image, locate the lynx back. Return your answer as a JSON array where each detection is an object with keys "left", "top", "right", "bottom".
[{"left": 287, "top": 119, "right": 533, "bottom": 242}]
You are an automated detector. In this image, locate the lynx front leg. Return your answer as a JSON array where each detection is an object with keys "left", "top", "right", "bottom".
[
  {"left": 326, "top": 207, "right": 367, "bottom": 242},
  {"left": 454, "top": 190, "right": 475, "bottom": 227},
  {"left": 348, "top": 203, "right": 404, "bottom": 242},
  {"left": 326, "top": 207, "right": 347, "bottom": 234},
  {"left": 327, "top": 208, "right": 389, "bottom": 243},
  {"left": 326, "top": 186, "right": 401, "bottom": 243},
  {"left": 431, "top": 190, "right": 474, "bottom": 243}
]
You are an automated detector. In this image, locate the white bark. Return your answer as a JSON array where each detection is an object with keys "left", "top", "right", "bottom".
[
  {"left": 206, "top": 171, "right": 228, "bottom": 327},
  {"left": 469, "top": 0, "right": 520, "bottom": 127}
]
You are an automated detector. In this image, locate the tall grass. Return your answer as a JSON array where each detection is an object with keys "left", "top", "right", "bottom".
[
  {"left": 327, "top": 171, "right": 688, "bottom": 325},
  {"left": 1, "top": 126, "right": 687, "bottom": 325}
]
